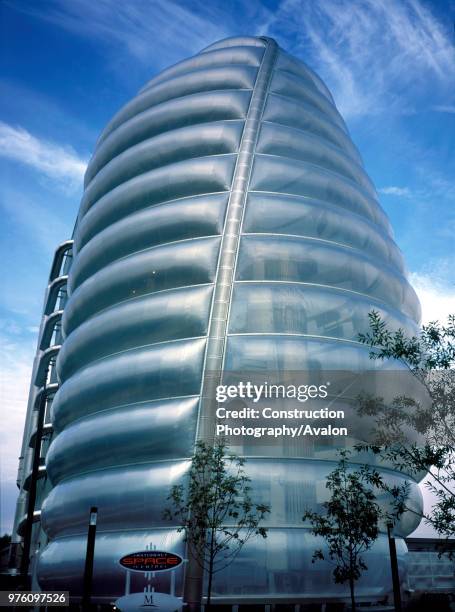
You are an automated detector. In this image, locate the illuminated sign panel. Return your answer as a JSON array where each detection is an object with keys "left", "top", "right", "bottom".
[{"left": 119, "top": 551, "right": 183, "bottom": 573}]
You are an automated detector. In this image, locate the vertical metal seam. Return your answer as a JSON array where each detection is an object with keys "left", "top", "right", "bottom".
[
  {"left": 221, "top": 39, "right": 278, "bottom": 368},
  {"left": 195, "top": 38, "right": 278, "bottom": 442}
]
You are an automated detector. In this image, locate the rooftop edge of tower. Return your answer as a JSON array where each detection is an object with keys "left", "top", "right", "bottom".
[{"left": 200, "top": 35, "right": 273, "bottom": 53}]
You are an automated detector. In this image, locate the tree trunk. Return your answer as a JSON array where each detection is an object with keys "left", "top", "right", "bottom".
[
  {"left": 206, "top": 562, "right": 213, "bottom": 610},
  {"left": 206, "top": 530, "right": 215, "bottom": 611},
  {"left": 184, "top": 543, "right": 204, "bottom": 611},
  {"left": 349, "top": 575, "right": 356, "bottom": 612}
]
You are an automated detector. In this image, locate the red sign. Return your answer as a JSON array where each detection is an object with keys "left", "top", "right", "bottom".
[{"left": 119, "top": 550, "right": 183, "bottom": 572}]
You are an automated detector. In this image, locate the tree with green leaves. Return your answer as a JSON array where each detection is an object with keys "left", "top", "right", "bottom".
[
  {"left": 357, "top": 311, "right": 455, "bottom": 543},
  {"left": 163, "top": 439, "right": 270, "bottom": 608},
  {"left": 303, "top": 450, "right": 383, "bottom": 612}
]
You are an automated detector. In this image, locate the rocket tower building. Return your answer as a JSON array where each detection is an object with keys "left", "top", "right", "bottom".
[{"left": 13, "top": 36, "right": 423, "bottom": 606}]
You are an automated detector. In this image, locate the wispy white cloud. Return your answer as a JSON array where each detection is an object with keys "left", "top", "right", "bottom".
[
  {"left": 0, "top": 79, "right": 98, "bottom": 148},
  {"left": 410, "top": 270, "right": 455, "bottom": 325},
  {"left": 10, "top": 0, "right": 229, "bottom": 72},
  {"left": 378, "top": 186, "right": 412, "bottom": 197},
  {"left": 263, "top": 0, "right": 454, "bottom": 118},
  {"left": 431, "top": 104, "right": 455, "bottom": 114},
  {"left": 0, "top": 332, "right": 35, "bottom": 485},
  {"left": 10, "top": 0, "right": 453, "bottom": 121},
  {"left": 401, "top": 140, "right": 455, "bottom": 205},
  {"left": 0, "top": 121, "right": 87, "bottom": 192},
  {"left": 0, "top": 327, "right": 37, "bottom": 532},
  {"left": 0, "top": 187, "right": 72, "bottom": 256},
  {"left": 376, "top": 121, "right": 454, "bottom": 206}
]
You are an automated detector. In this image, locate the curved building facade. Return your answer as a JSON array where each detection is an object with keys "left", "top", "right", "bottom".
[{"left": 14, "top": 36, "right": 423, "bottom": 605}]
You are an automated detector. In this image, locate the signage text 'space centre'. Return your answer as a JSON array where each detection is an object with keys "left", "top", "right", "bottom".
[{"left": 119, "top": 550, "right": 183, "bottom": 572}]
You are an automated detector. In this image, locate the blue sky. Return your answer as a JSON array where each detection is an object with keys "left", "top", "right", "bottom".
[{"left": 0, "top": 0, "right": 454, "bottom": 536}]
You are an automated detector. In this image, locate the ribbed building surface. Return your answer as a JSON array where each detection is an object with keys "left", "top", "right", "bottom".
[{"left": 15, "top": 36, "right": 423, "bottom": 604}]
